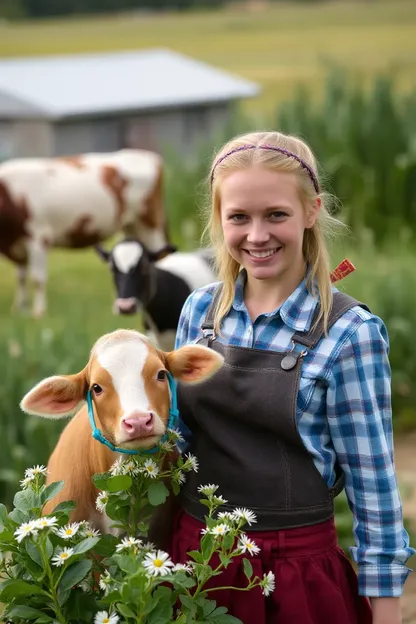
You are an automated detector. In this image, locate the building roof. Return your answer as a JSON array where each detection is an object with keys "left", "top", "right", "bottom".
[{"left": 0, "top": 48, "right": 260, "bottom": 121}]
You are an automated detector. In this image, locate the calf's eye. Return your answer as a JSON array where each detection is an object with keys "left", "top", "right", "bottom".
[
  {"left": 92, "top": 384, "right": 103, "bottom": 395},
  {"left": 157, "top": 370, "right": 167, "bottom": 381}
]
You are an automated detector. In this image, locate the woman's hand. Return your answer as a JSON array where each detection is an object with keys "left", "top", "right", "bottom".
[{"left": 370, "top": 597, "right": 402, "bottom": 624}]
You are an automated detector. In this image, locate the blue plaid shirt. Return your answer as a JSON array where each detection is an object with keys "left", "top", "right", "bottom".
[{"left": 174, "top": 270, "right": 415, "bottom": 598}]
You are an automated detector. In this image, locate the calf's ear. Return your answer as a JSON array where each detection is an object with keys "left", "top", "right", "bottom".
[
  {"left": 166, "top": 345, "right": 224, "bottom": 384},
  {"left": 20, "top": 371, "right": 87, "bottom": 419}
]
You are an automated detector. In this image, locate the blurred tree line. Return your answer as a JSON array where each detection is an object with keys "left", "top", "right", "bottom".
[{"left": 0, "top": 0, "right": 225, "bottom": 19}]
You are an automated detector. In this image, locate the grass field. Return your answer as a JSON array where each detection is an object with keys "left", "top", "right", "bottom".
[{"left": 0, "top": 0, "right": 415, "bottom": 116}]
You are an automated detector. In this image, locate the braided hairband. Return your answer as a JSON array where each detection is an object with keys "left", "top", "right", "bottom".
[{"left": 210, "top": 144, "right": 320, "bottom": 194}]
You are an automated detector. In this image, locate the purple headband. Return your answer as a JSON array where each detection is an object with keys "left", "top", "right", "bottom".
[{"left": 210, "top": 144, "right": 320, "bottom": 194}]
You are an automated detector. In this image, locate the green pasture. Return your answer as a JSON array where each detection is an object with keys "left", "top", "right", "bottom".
[{"left": 0, "top": 0, "right": 415, "bottom": 115}]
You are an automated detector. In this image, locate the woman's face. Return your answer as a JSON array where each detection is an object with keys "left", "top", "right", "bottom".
[{"left": 220, "top": 167, "right": 319, "bottom": 289}]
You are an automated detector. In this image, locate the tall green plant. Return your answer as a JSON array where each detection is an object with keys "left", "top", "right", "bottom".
[{"left": 276, "top": 70, "right": 416, "bottom": 242}]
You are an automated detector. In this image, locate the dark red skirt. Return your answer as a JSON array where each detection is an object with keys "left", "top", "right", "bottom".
[{"left": 170, "top": 509, "right": 372, "bottom": 624}]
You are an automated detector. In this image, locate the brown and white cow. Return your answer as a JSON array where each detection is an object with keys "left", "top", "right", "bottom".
[
  {"left": 19, "top": 329, "right": 223, "bottom": 532},
  {"left": 0, "top": 149, "right": 170, "bottom": 317}
]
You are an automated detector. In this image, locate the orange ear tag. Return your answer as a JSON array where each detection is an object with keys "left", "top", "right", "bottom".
[{"left": 330, "top": 259, "right": 356, "bottom": 283}]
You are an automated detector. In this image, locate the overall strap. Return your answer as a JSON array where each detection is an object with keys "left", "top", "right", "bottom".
[
  {"left": 201, "top": 283, "right": 223, "bottom": 334},
  {"left": 292, "top": 291, "right": 371, "bottom": 349}
]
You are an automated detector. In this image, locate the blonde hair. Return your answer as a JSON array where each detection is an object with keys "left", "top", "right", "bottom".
[{"left": 204, "top": 130, "right": 345, "bottom": 335}]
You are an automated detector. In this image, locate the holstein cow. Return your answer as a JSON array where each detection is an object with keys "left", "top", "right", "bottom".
[
  {"left": 20, "top": 328, "right": 223, "bottom": 533},
  {"left": 96, "top": 239, "right": 217, "bottom": 351},
  {"left": 0, "top": 149, "right": 170, "bottom": 318}
]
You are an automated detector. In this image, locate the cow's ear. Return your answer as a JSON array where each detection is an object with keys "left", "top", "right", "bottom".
[
  {"left": 94, "top": 244, "right": 111, "bottom": 262},
  {"left": 166, "top": 345, "right": 223, "bottom": 384},
  {"left": 20, "top": 371, "right": 87, "bottom": 419},
  {"left": 148, "top": 244, "right": 177, "bottom": 262}
]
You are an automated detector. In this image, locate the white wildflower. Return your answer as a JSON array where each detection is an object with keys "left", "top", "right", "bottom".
[
  {"left": 143, "top": 550, "right": 175, "bottom": 577},
  {"left": 99, "top": 571, "right": 112, "bottom": 595},
  {"left": 96, "top": 491, "right": 109, "bottom": 513},
  {"left": 261, "top": 571, "right": 275, "bottom": 596},
  {"left": 14, "top": 520, "right": 39, "bottom": 543},
  {"left": 183, "top": 453, "right": 199, "bottom": 473},
  {"left": 232, "top": 508, "right": 257, "bottom": 526},
  {"left": 80, "top": 524, "right": 101, "bottom": 538},
  {"left": 115, "top": 536, "right": 142, "bottom": 553},
  {"left": 35, "top": 516, "right": 58, "bottom": 530},
  {"left": 109, "top": 457, "right": 125, "bottom": 475},
  {"left": 172, "top": 563, "right": 193, "bottom": 573},
  {"left": 238, "top": 534, "right": 261, "bottom": 556},
  {"left": 173, "top": 470, "right": 186, "bottom": 485},
  {"left": 159, "top": 440, "right": 174, "bottom": 452},
  {"left": 94, "top": 611, "right": 119, "bottom": 624},
  {"left": 143, "top": 459, "right": 159, "bottom": 479},
  {"left": 142, "top": 541, "right": 156, "bottom": 552},
  {"left": 209, "top": 523, "right": 230, "bottom": 536},
  {"left": 217, "top": 511, "right": 235, "bottom": 523},
  {"left": 167, "top": 428, "right": 185, "bottom": 443},
  {"left": 56, "top": 522, "right": 80, "bottom": 540},
  {"left": 20, "top": 476, "right": 35, "bottom": 489},
  {"left": 51, "top": 547, "right": 74, "bottom": 567},
  {"left": 122, "top": 460, "right": 140, "bottom": 476},
  {"left": 212, "top": 494, "right": 228, "bottom": 505},
  {"left": 25, "top": 465, "right": 48, "bottom": 479},
  {"left": 197, "top": 484, "right": 219, "bottom": 497}
]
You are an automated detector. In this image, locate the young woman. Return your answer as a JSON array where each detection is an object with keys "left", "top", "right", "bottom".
[{"left": 171, "top": 131, "right": 414, "bottom": 624}]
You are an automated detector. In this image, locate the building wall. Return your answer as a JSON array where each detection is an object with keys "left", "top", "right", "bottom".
[
  {"left": 54, "top": 118, "right": 120, "bottom": 155},
  {"left": 1, "top": 101, "right": 232, "bottom": 160},
  {"left": 0, "top": 120, "right": 54, "bottom": 158}
]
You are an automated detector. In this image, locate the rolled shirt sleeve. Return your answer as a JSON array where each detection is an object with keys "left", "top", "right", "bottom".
[{"left": 326, "top": 316, "right": 415, "bottom": 596}]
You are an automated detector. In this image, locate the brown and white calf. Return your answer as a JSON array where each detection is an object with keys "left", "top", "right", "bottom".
[
  {"left": 19, "top": 329, "right": 223, "bottom": 531},
  {"left": 0, "top": 148, "right": 170, "bottom": 318}
]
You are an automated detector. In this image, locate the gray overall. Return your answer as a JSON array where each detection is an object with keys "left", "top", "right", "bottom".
[{"left": 178, "top": 288, "right": 369, "bottom": 531}]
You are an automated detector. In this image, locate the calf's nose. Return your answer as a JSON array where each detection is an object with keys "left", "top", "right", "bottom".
[
  {"left": 115, "top": 298, "right": 137, "bottom": 315},
  {"left": 122, "top": 412, "right": 154, "bottom": 438}
]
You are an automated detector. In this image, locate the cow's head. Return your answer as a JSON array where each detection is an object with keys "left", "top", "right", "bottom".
[
  {"left": 20, "top": 329, "right": 223, "bottom": 451},
  {"left": 95, "top": 239, "right": 175, "bottom": 315}
]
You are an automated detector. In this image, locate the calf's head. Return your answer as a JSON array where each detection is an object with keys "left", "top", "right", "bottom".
[
  {"left": 20, "top": 329, "right": 223, "bottom": 451},
  {"left": 96, "top": 239, "right": 175, "bottom": 315}
]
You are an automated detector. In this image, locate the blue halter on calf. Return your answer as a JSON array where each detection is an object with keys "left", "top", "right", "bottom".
[{"left": 86, "top": 371, "right": 179, "bottom": 456}]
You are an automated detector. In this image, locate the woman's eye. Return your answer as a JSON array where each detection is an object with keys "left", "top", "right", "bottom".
[
  {"left": 269, "top": 211, "right": 287, "bottom": 219},
  {"left": 157, "top": 370, "right": 167, "bottom": 381},
  {"left": 229, "top": 214, "right": 247, "bottom": 222},
  {"left": 92, "top": 384, "right": 103, "bottom": 395}
]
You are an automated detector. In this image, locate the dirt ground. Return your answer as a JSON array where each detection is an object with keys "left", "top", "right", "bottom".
[{"left": 393, "top": 432, "right": 416, "bottom": 623}]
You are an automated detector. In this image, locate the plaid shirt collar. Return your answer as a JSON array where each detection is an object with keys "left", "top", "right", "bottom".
[{"left": 232, "top": 268, "right": 320, "bottom": 333}]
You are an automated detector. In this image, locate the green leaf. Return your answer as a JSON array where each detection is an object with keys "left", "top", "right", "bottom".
[
  {"left": 203, "top": 599, "right": 217, "bottom": 616},
  {"left": 173, "top": 572, "right": 196, "bottom": 589},
  {"left": 219, "top": 554, "right": 231, "bottom": 569},
  {"left": 73, "top": 536, "right": 100, "bottom": 555},
  {"left": 179, "top": 594, "right": 197, "bottom": 613},
  {"left": 211, "top": 616, "right": 242, "bottom": 623},
  {"left": 59, "top": 560, "right": 92, "bottom": 592},
  {"left": 0, "top": 579, "right": 46, "bottom": 601},
  {"left": 94, "top": 534, "right": 119, "bottom": 556},
  {"left": 40, "top": 481, "right": 64, "bottom": 506},
  {"left": 0, "top": 503, "right": 8, "bottom": 525},
  {"left": 93, "top": 474, "right": 132, "bottom": 492},
  {"left": 243, "top": 557, "right": 253, "bottom": 580},
  {"left": 187, "top": 550, "right": 204, "bottom": 564},
  {"left": 13, "top": 489, "right": 39, "bottom": 512},
  {"left": 52, "top": 500, "right": 76, "bottom": 514},
  {"left": 113, "top": 554, "right": 137, "bottom": 574},
  {"left": 148, "top": 481, "right": 170, "bottom": 506},
  {"left": 6, "top": 606, "right": 51, "bottom": 620},
  {"left": 201, "top": 533, "right": 214, "bottom": 560},
  {"left": 222, "top": 533, "right": 234, "bottom": 551},
  {"left": 25, "top": 541, "right": 42, "bottom": 566},
  {"left": 35, "top": 617, "right": 55, "bottom": 624},
  {"left": 9, "top": 508, "right": 28, "bottom": 524},
  {"left": 116, "top": 603, "right": 136, "bottom": 618}
]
